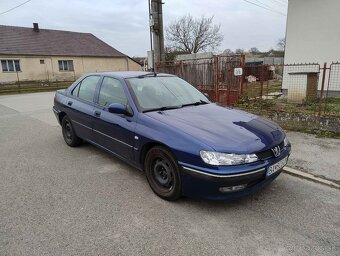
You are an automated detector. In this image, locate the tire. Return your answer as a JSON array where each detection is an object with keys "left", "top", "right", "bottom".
[
  {"left": 144, "top": 146, "right": 181, "bottom": 201},
  {"left": 61, "top": 115, "right": 82, "bottom": 147}
]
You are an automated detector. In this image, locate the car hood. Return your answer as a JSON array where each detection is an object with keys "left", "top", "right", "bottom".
[{"left": 144, "top": 103, "right": 284, "bottom": 153}]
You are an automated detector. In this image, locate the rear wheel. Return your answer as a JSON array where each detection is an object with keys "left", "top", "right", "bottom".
[
  {"left": 61, "top": 115, "right": 82, "bottom": 147},
  {"left": 144, "top": 146, "right": 181, "bottom": 201}
]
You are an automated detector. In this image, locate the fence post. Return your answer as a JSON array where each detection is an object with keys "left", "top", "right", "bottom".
[
  {"left": 240, "top": 55, "right": 245, "bottom": 95},
  {"left": 214, "top": 56, "right": 219, "bottom": 102},
  {"left": 318, "top": 62, "right": 327, "bottom": 116},
  {"left": 324, "top": 63, "right": 333, "bottom": 115},
  {"left": 16, "top": 71, "right": 21, "bottom": 93},
  {"left": 180, "top": 61, "right": 184, "bottom": 78},
  {"left": 227, "top": 68, "right": 232, "bottom": 105},
  {"left": 266, "top": 65, "right": 269, "bottom": 97},
  {"left": 260, "top": 65, "right": 264, "bottom": 98}
]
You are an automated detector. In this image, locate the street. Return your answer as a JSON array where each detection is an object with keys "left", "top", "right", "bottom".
[{"left": 0, "top": 92, "right": 339, "bottom": 256}]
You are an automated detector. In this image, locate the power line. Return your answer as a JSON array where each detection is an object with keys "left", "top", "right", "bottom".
[
  {"left": 270, "top": 0, "right": 288, "bottom": 6},
  {"left": 252, "top": 0, "right": 288, "bottom": 14},
  {"left": 242, "top": 0, "right": 287, "bottom": 16},
  {"left": 253, "top": 0, "right": 279, "bottom": 9},
  {"left": 0, "top": 0, "right": 32, "bottom": 16}
]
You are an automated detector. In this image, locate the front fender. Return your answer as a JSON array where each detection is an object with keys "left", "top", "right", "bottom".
[{"left": 135, "top": 113, "right": 214, "bottom": 167}]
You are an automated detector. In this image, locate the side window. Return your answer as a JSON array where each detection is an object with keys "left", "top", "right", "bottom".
[
  {"left": 71, "top": 83, "right": 80, "bottom": 96},
  {"left": 78, "top": 76, "right": 101, "bottom": 102},
  {"left": 1, "top": 60, "right": 21, "bottom": 72},
  {"left": 58, "top": 60, "right": 74, "bottom": 71},
  {"left": 98, "top": 77, "right": 127, "bottom": 107}
]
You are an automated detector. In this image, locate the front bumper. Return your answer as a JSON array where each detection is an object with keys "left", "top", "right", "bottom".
[{"left": 180, "top": 152, "right": 290, "bottom": 200}]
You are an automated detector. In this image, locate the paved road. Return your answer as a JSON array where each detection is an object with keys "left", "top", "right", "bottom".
[
  {"left": 286, "top": 131, "right": 340, "bottom": 182},
  {"left": 0, "top": 92, "right": 339, "bottom": 256}
]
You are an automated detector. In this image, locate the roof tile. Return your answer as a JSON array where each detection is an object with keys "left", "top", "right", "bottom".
[{"left": 0, "top": 25, "right": 126, "bottom": 57}]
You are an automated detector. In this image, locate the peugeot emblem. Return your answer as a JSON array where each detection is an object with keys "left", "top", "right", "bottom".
[{"left": 271, "top": 146, "right": 281, "bottom": 157}]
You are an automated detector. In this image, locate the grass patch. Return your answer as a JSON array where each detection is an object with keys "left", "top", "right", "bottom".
[
  {"left": 0, "top": 81, "right": 72, "bottom": 95},
  {"left": 323, "top": 98, "right": 340, "bottom": 116},
  {"left": 240, "top": 79, "right": 340, "bottom": 117},
  {"left": 237, "top": 97, "right": 340, "bottom": 117},
  {"left": 242, "top": 80, "right": 282, "bottom": 99},
  {"left": 279, "top": 124, "right": 340, "bottom": 139}
]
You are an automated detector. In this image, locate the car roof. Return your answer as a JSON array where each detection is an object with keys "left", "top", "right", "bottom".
[{"left": 87, "top": 71, "right": 176, "bottom": 79}]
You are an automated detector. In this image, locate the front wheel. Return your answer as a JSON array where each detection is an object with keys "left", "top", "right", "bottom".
[
  {"left": 61, "top": 115, "right": 82, "bottom": 147},
  {"left": 144, "top": 146, "right": 181, "bottom": 201}
]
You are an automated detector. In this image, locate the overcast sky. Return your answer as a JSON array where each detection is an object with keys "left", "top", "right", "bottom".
[{"left": 0, "top": 0, "right": 288, "bottom": 56}]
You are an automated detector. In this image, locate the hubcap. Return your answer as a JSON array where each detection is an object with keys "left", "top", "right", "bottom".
[
  {"left": 152, "top": 158, "right": 174, "bottom": 190},
  {"left": 65, "top": 121, "right": 72, "bottom": 140}
]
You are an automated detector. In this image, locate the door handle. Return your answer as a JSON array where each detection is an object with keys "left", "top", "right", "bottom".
[
  {"left": 94, "top": 110, "right": 101, "bottom": 117},
  {"left": 67, "top": 101, "right": 73, "bottom": 106}
]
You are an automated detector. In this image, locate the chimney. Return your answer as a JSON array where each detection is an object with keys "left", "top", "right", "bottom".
[{"left": 33, "top": 23, "right": 40, "bottom": 32}]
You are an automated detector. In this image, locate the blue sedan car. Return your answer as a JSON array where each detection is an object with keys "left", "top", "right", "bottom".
[{"left": 53, "top": 71, "right": 291, "bottom": 201}]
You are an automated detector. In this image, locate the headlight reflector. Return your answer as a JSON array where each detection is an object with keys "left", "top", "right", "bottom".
[{"left": 200, "top": 151, "right": 259, "bottom": 166}]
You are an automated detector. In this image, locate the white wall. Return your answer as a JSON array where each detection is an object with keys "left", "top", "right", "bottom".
[
  {"left": 284, "top": 0, "right": 340, "bottom": 65},
  {"left": 283, "top": 0, "right": 340, "bottom": 100}
]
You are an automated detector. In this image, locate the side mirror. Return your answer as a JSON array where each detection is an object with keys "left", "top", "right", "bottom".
[
  {"left": 203, "top": 92, "right": 210, "bottom": 99},
  {"left": 108, "top": 103, "right": 133, "bottom": 117}
]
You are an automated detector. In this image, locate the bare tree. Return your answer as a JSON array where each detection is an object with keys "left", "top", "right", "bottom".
[
  {"left": 277, "top": 38, "right": 286, "bottom": 51},
  {"left": 249, "top": 47, "right": 260, "bottom": 54},
  {"left": 164, "top": 47, "right": 186, "bottom": 62},
  {"left": 166, "top": 15, "right": 223, "bottom": 54},
  {"left": 223, "top": 49, "right": 234, "bottom": 55},
  {"left": 235, "top": 48, "right": 245, "bottom": 54}
]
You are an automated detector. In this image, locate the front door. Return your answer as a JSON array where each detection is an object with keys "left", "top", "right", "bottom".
[{"left": 92, "top": 76, "right": 136, "bottom": 161}]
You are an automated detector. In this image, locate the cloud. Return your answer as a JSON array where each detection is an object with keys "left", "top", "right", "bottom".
[{"left": 0, "top": 0, "right": 287, "bottom": 56}]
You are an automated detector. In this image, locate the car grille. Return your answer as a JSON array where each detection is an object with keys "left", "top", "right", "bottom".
[{"left": 256, "top": 141, "right": 285, "bottom": 160}]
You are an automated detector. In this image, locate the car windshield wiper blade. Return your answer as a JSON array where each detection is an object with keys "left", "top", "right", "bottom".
[
  {"left": 181, "top": 100, "right": 209, "bottom": 107},
  {"left": 143, "top": 105, "right": 181, "bottom": 113}
]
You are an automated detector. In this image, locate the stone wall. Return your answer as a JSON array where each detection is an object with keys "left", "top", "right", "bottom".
[{"left": 255, "top": 111, "right": 340, "bottom": 133}]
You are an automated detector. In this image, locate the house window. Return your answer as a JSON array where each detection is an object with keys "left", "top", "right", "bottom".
[
  {"left": 40, "top": 59, "right": 44, "bottom": 64},
  {"left": 58, "top": 60, "right": 74, "bottom": 71},
  {"left": 1, "top": 60, "right": 21, "bottom": 72}
]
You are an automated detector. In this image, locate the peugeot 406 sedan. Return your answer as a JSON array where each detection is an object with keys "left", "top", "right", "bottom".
[{"left": 53, "top": 71, "right": 291, "bottom": 201}]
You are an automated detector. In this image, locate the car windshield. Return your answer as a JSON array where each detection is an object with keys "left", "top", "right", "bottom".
[{"left": 126, "top": 76, "right": 210, "bottom": 112}]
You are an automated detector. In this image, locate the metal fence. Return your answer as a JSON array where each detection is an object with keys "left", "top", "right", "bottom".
[
  {"left": 240, "top": 62, "right": 340, "bottom": 116},
  {"left": 157, "top": 57, "right": 340, "bottom": 117},
  {"left": 157, "top": 55, "right": 244, "bottom": 105}
]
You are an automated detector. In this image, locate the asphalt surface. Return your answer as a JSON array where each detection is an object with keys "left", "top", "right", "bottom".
[
  {"left": 0, "top": 92, "right": 339, "bottom": 256},
  {"left": 286, "top": 131, "right": 340, "bottom": 182}
]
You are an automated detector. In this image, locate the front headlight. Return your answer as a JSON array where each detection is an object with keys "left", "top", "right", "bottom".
[
  {"left": 284, "top": 136, "right": 289, "bottom": 147},
  {"left": 200, "top": 151, "right": 259, "bottom": 166}
]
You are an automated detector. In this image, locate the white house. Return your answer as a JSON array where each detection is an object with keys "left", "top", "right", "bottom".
[{"left": 282, "top": 0, "right": 340, "bottom": 101}]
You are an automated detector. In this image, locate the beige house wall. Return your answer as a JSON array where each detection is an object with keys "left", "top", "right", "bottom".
[{"left": 0, "top": 55, "right": 142, "bottom": 84}]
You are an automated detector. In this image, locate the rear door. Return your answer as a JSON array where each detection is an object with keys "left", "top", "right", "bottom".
[
  {"left": 92, "top": 76, "right": 136, "bottom": 160},
  {"left": 65, "top": 75, "right": 101, "bottom": 142}
]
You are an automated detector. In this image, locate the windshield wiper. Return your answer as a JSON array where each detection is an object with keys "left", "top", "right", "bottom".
[
  {"left": 181, "top": 100, "right": 209, "bottom": 108},
  {"left": 143, "top": 105, "right": 181, "bottom": 113}
]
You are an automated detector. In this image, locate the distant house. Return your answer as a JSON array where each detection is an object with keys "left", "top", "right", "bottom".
[
  {"left": 282, "top": 0, "right": 340, "bottom": 101},
  {"left": 0, "top": 23, "right": 142, "bottom": 84},
  {"left": 245, "top": 50, "right": 284, "bottom": 66}
]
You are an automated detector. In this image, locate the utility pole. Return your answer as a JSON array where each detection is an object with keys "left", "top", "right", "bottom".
[{"left": 149, "top": 0, "right": 165, "bottom": 70}]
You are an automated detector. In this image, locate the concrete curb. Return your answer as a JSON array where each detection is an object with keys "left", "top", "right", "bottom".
[{"left": 283, "top": 166, "right": 340, "bottom": 189}]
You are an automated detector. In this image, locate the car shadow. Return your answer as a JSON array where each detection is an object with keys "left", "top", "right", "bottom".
[{"left": 76, "top": 141, "right": 288, "bottom": 210}]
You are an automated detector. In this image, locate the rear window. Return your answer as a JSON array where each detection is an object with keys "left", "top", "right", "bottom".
[{"left": 77, "top": 76, "right": 101, "bottom": 102}]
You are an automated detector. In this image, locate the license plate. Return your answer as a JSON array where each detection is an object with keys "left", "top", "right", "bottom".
[{"left": 266, "top": 156, "right": 288, "bottom": 177}]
